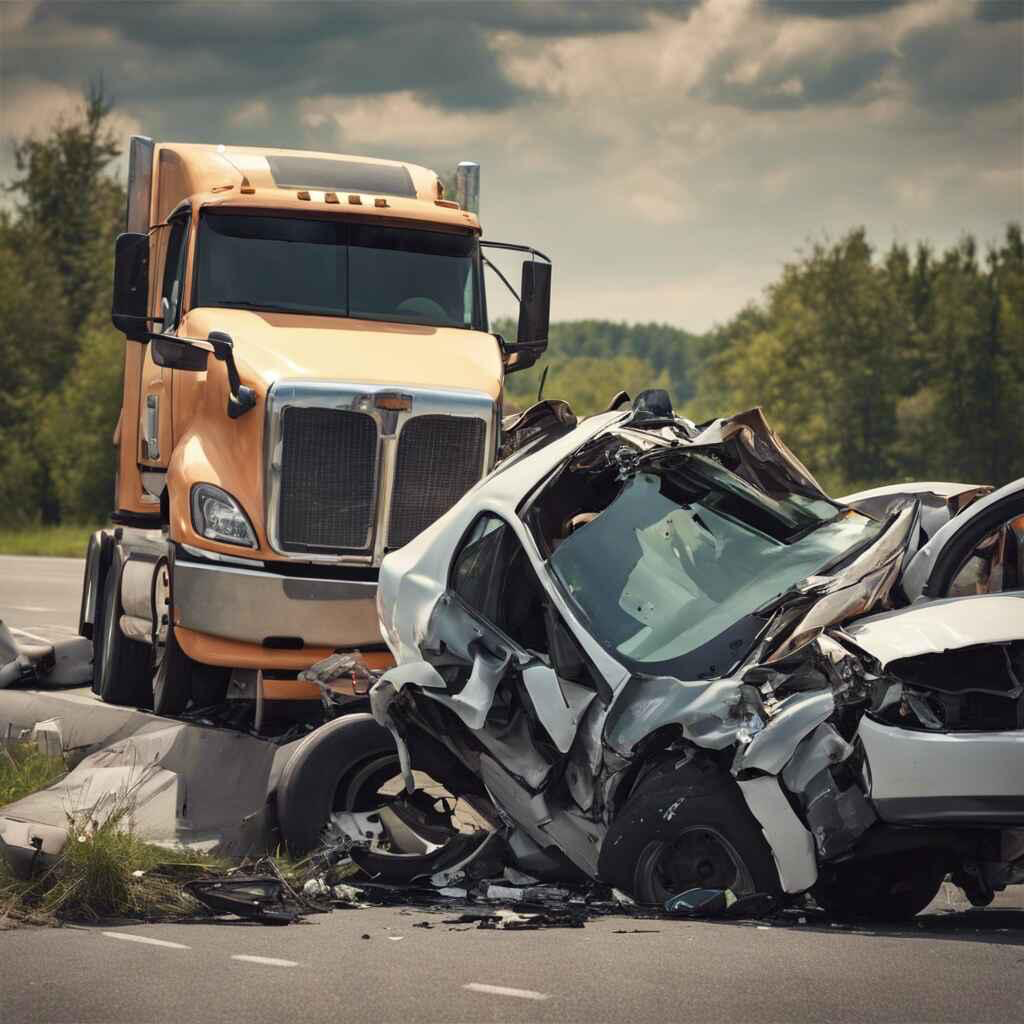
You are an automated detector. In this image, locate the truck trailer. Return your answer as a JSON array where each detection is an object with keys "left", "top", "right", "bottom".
[{"left": 81, "top": 137, "right": 551, "bottom": 715}]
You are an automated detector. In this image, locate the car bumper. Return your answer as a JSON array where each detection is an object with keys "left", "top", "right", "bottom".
[{"left": 172, "top": 558, "right": 383, "bottom": 649}]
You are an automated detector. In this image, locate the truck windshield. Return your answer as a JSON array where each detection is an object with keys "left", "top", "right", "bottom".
[
  {"left": 548, "top": 455, "right": 884, "bottom": 679},
  {"left": 195, "top": 213, "right": 481, "bottom": 329}
]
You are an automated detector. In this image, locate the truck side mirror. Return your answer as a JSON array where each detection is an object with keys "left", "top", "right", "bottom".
[
  {"left": 111, "top": 232, "right": 150, "bottom": 341},
  {"left": 512, "top": 260, "right": 551, "bottom": 371}
]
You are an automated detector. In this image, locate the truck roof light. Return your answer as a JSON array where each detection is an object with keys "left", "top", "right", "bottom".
[
  {"left": 240, "top": 176, "right": 255, "bottom": 195},
  {"left": 374, "top": 197, "right": 389, "bottom": 208},
  {"left": 348, "top": 194, "right": 363, "bottom": 205},
  {"left": 374, "top": 393, "right": 412, "bottom": 412},
  {"left": 297, "top": 190, "right": 311, "bottom": 201},
  {"left": 435, "top": 199, "right": 460, "bottom": 209},
  {"left": 325, "top": 191, "right": 340, "bottom": 204}
]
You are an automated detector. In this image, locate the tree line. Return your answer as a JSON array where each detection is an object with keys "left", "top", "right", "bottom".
[{"left": 0, "top": 92, "right": 1019, "bottom": 528}]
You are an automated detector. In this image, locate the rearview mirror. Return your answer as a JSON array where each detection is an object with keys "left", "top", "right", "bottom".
[
  {"left": 111, "top": 232, "right": 149, "bottom": 341},
  {"left": 151, "top": 334, "right": 209, "bottom": 372},
  {"left": 517, "top": 261, "right": 551, "bottom": 347},
  {"left": 509, "top": 261, "right": 551, "bottom": 372}
]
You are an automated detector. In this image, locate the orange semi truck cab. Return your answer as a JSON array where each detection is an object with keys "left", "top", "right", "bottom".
[{"left": 79, "top": 137, "right": 551, "bottom": 713}]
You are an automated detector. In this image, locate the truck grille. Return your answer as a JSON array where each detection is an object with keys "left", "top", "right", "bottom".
[
  {"left": 387, "top": 415, "right": 486, "bottom": 550},
  {"left": 278, "top": 407, "right": 378, "bottom": 552}
]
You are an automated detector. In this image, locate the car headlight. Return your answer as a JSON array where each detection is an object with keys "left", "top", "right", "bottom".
[{"left": 190, "top": 484, "right": 257, "bottom": 548}]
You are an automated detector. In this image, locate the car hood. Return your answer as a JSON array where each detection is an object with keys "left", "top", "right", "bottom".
[{"left": 181, "top": 307, "right": 503, "bottom": 399}]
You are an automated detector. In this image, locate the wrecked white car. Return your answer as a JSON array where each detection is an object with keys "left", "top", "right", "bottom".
[{"left": 360, "top": 395, "right": 1023, "bottom": 919}]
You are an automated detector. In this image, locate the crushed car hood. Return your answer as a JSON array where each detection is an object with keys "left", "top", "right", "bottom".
[{"left": 842, "top": 592, "right": 1024, "bottom": 667}]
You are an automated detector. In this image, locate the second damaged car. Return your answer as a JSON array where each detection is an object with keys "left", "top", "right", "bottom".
[{"left": 362, "top": 396, "right": 1024, "bottom": 919}]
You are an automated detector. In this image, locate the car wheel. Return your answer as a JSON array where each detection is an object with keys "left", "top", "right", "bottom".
[
  {"left": 814, "top": 854, "right": 945, "bottom": 922},
  {"left": 276, "top": 713, "right": 400, "bottom": 855},
  {"left": 94, "top": 549, "right": 153, "bottom": 708},
  {"left": 598, "top": 757, "right": 782, "bottom": 906}
]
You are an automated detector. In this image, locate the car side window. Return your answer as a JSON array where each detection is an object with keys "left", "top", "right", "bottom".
[
  {"left": 450, "top": 513, "right": 549, "bottom": 653},
  {"left": 161, "top": 217, "right": 189, "bottom": 330},
  {"left": 946, "top": 514, "right": 1024, "bottom": 597}
]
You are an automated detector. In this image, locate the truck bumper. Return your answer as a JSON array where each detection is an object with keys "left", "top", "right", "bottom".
[{"left": 173, "top": 558, "right": 383, "bottom": 650}]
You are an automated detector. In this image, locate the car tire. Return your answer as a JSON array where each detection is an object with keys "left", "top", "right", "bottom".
[
  {"left": 598, "top": 757, "right": 782, "bottom": 906},
  {"left": 814, "top": 854, "right": 945, "bottom": 922},
  {"left": 276, "top": 713, "right": 399, "bottom": 856},
  {"left": 152, "top": 623, "right": 230, "bottom": 716},
  {"left": 94, "top": 548, "right": 153, "bottom": 708}
]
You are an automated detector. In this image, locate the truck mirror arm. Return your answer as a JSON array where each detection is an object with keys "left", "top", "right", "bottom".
[
  {"left": 147, "top": 330, "right": 256, "bottom": 419},
  {"left": 207, "top": 331, "right": 257, "bottom": 419}
]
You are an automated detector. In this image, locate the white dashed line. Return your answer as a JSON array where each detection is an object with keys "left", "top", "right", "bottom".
[
  {"left": 102, "top": 932, "right": 190, "bottom": 949},
  {"left": 231, "top": 955, "right": 299, "bottom": 968},
  {"left": 464, "top": 983, "right": 550, "bottom": 1001},
  {"left": 9, "top": 626, "right": 60, "bottom": 644}
]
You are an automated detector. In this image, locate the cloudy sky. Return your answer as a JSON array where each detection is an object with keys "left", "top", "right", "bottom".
[{"left": 2, "top": 0, "right": 1021, "bottom": 330}]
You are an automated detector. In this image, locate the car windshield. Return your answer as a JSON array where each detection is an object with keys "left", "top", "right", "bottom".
[
  {"left": 196, "top": 213, "right": 481, "bottom": 329},
  {"left": 548, "top": 453, "right": 884, "bottom": 677}
]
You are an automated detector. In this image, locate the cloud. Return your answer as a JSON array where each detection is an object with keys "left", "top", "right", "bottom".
[
  {"left": 0, "top": 0, "right": 1019, "bottom": 331},
  {"left": 761, "top": 0, "right": 909, "bottom": 18}
]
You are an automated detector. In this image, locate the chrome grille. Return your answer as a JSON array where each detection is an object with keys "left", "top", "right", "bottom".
[
  {"left": 388, "top": 415, "right": 486, "bottom": 549},
  {"left": 278, "top": 407, "right": 378, "bottom": 552}
]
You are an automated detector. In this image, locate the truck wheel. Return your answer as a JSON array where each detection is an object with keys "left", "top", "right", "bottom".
[
  {"left": 814, "top": 854, "right": 945, "bottom": 922},
  {"left": 152, "top": 623, "right": 230, "bottom": 716},
  {"left": 94, "top": 548, "right": 153, "bottom": 708},
  {"left": 276, "top": 713, "right": 399, "bottom": 855},
  {"left": 598, "top": 758, "right": 782, "bottom": 906}
]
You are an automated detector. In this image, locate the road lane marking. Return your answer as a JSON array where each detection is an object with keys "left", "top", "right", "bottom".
[
  {"left": 102, "top": 932, "right": 190, "bottom": 949},
  {"left": 9, "top": 626, "right": 60, "bottom": 644},
  {"left": 231, "top": 955, "right": 299, "bottom": 967},
  {"left": 463, "top": 983, "right": 550, "bottom": 1001}
]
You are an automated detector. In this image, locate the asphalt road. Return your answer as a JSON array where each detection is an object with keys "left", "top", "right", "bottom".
[
  {"left": 3, "top": 554, "right": 1024, "bottom": 1023},
  {"left": 0, "top": 555, "right": 83, "bottom": 645}
]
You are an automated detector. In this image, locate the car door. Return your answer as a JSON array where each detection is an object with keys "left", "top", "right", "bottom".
[
  {"left": 902, "top": 478, "right": 1024, "bottom": 601},
  {"left": 428, "top": 512, "right": 600, "bottom": 786}
]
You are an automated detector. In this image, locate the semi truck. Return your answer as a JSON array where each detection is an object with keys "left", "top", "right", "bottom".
[{"left": 80, "top": 137, "right": 551, "bottom": 715}]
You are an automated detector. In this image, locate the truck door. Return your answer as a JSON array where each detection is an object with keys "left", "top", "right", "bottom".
[{"left": 138, "top": 214, "right": 189, "bottom": 487}]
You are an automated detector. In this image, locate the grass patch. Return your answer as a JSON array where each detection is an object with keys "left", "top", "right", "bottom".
[
  {"left": 0, "top": 524, "right": 96, "bottom": 558},
  {"left": 0, "top": 751, "right": 233, "bottom": 926},
  {"left": 0, "top": 742, "right": 67, "bottom": 808}
]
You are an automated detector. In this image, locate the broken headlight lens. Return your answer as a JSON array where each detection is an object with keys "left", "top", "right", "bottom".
[{"left": 191, "top": 483, "right": 257, "bottom": 548}]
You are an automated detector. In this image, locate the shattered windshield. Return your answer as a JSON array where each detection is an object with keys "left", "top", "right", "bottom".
[{"left": 548, "top": 454, "right": 883, "bottom": 677}]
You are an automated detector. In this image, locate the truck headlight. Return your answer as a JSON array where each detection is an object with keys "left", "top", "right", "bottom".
[{"left": 190, "top": 484, "right": 257, "bottom": 548}]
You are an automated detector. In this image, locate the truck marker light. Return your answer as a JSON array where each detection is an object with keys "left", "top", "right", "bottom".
[
  {"left": 374, "top": 197, "right": 389, "bottom": 208},
  {"left": 375, "top": 394, "right": 413, "bottom": 412},
  {"left": 297, "top": 190, "right": 311, "bottom": 201},
  {"left": 348, "top": 194, "right": 363, "bottom": 205},
  {"left": 325, "top": 191, "right": 340, "bottom": 204},
  {"left": 240, "top": 175, "right": 255, "bottom": 195}
]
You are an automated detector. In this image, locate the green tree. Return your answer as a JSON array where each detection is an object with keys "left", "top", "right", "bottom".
[{"left": 0, "top": 84, "right": 125, "bottom": 525}]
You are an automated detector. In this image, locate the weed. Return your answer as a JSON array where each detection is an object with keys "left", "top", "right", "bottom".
[{"left": 0, "top": 742, "right": 66, "bottom": 808}]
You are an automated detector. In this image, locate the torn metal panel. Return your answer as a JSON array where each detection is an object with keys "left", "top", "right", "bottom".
[
  {"left": 737, "top": 776, "right": 818, "bottom": 893},
  {"left": 844, "top": 593, "right": 1024, "bottom": 668},
  {"left": 734, "top": 691, "right": 834, "bottom": 777},
  {"left": 604, "top": 674, "right": 764, "bottom": 758}
]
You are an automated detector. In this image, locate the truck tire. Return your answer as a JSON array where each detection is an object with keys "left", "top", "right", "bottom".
[
  {"left": 276, "top": 713, "right": 399, "bottom": 855},
  {"left": 152, "top": 623, "right": 230, "bottom": 716},
  {"left": 598, "top": 758, "right": 782, "bottom": 907},
  {"left": 94, "top": 547, "right": 153, "bottom": 708},
  {"left": 813, "top": 854, "right": 945, "bottom": 922},
  {"left": 82, "top": 530, "right": 115, "bottom": 694}
]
